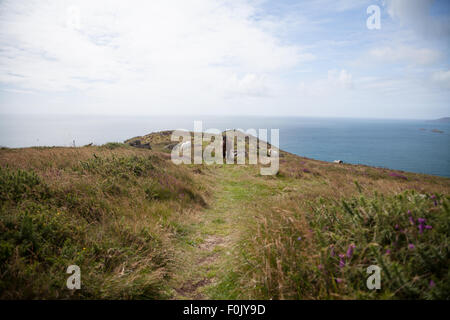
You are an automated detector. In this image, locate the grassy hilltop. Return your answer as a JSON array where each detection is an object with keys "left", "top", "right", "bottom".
[{"left": 0, "top": 131, "right": 449, "bottom": 299}]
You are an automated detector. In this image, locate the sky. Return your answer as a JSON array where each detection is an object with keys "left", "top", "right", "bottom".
[{"left": 0, "top": 0, "right": 449, "bottom": 119}]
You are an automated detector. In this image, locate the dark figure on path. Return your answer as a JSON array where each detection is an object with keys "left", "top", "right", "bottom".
[
  {"left": 222, "top": 135, "right": 233, "bottom": 161},
  {"left": 222, "top": 135, "right": 227, "bottom": 158}
]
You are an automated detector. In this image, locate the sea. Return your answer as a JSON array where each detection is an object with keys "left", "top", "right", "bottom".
[{"left": 0, "top": 114, "right": 449, "bottom": 177}]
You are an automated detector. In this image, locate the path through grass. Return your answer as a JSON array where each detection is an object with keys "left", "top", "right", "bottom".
[{"left": 171, "top": 165, "right": 280, "bottom": 299}]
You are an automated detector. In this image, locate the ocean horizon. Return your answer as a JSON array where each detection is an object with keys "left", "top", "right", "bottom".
[{"left": 0, "top": 114, "right": 449, "bottom": 177}]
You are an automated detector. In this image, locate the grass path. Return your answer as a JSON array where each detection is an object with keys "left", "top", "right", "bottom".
[{"left": 171, "top": 165, "right": 279, "bottom": 299}]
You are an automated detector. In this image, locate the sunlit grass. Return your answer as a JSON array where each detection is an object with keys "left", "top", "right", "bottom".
[{"left": 0, "top": 131, "right": 449, "bottom": 299}]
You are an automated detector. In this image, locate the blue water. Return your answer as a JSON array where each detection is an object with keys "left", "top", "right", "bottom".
[{"left": 0, "top": 114, "right": 449, "bottom": 177}]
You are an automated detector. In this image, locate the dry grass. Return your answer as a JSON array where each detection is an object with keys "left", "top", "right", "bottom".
[
  {"left": 211, "top": 152, "right": 450, "bottom": 299},
  {"left": 0, "top": 145, "right": 208, "bottom": 299},
  {"left": 1, "top": 133, "right": 449, "bottom": 300}
]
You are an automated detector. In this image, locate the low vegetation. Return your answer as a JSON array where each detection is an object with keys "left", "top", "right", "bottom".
[
  {"left": 0, "top": 131, "right": 449, "bottom": 299},
  {"left": 0, "top": 146, "right": 207, "bottom": 298},
  {"left": 227, "top": 188, "right": 449, "bottom": 299}
]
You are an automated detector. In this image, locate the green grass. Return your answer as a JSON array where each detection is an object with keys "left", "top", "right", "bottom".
[
  {"left": 0, "top": 148, "right": 207, "bottom": 299},
  {"left": 0, "top": 133, "right": 449, "bottom": 300},
  {"left": 228, "top": 189, "right": 449, "bottom": 299}
]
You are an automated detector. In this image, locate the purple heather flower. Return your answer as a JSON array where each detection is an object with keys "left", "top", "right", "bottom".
[
  {"left": 429, "top": 280, "right": 436, "bottom": 288},
  {"left": 297, "top": 236, "right": 302, "bottom": 241},
  {"left": 407, "top": 210, "right": 412, "bottom": 215},
  {"left": 385, "top": 249, "right": 391, "bottom": 255},
  {"left": 339, "top": 254, "right": 346, "bottom": 268},
  {"left": 336, "top": 278, "right": 343, "bottom": 283},
  {"left": 389, "top": 172, "right": 407, "bottom": 180},
  {"left": 425, "top": 225, "right": 432, "bottom": 230},
  {"left": 417, "top": 218, "right": 428, "bottom": 234},
  {"left": 409, "top": 216, "right": 415, "bottom": 225},
  {"left": 346, "top": 244, "right": 355, "bottom": 258},
  {"left": 318, "top": 264, "right": 324, "bottom": 270},
  {"left": 408, "top": 243, "right": 415, "bottom": 250},
  {"left": 434, "top": 200, "right": 438, "bottom": 206},
  {"left": 394, "top": 224, "right": 399, "bottom": 230},
  {"left": 419, "top": 224, "right": 425, "bottom": 234}
]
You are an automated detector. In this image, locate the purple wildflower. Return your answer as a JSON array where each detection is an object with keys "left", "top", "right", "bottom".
[
  {"left": 330, "top": 245, "right": 335, "bottom": 257},
  {"left": 408, "top": 243, "right": 415, "bottom": 250},
  {"left": 339, "top": 254, "right": 346, "bottom": 268},
  {"left": 346, "top": 244, "right": 355, "bottom": 258},
  {"left": 385, "top": 249, "right": 391, "bottom": 255},
  {"left": 418, "top": 224, "right": 425, "bottom": 234},
  {"left": 409, "top": 216, "right": 415, "bottom": 225},
  {"left": 429, "top": 280, "right": 436, "bottom": 288},
  {"left": 425, "top": 225, "right": 432, "bottom": 230},
  {"left": 417, "top": 218, "right": 428, "bottom": 234},
  {"left": 302, "top": 168, "right": 311, "bottom": 173},
  {"left": 394, "top": 224, "right": 399, "bottom": 230},
  {"left": 389, "top": 172, "right": 407, "bottom": 180},
  {"left": 318, "top": 264, "right": 324, "bottom": 270},
  {"left": 336, "top": 278, "right": 343, "bottom": 283},
  {"left": 297, "top": 236, "right": 302, "bottom": 241},
  {"left": 430, "top": 195, "right": 438, "bottom": 206}
]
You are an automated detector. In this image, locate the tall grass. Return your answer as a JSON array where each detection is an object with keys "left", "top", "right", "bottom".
[
  {"left": 0, "top": 147, "right": 207, "bottom": 299},
  {"left": 226, "top": 190, "right": 449, "bottom": 299},
  {"left": 1, "top": 134, "right": 448, "bottom": 300}
]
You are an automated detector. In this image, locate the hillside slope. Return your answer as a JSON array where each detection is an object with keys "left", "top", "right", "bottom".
[{"left": 1, "top": 131, "right": 449, "bottom": 299}]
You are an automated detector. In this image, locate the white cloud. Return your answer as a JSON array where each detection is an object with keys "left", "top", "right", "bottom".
[
  {"left": 0, "top": 0, "right": 310, "bottom": 113},
  {"left": 328, "top": 69, "right": 353, "bottom": 89},
  {"left": 295, "top": 0, "right": 369, "bottom": 13},
  {"left": 368, "top": 46, "right": 441, "bottom": 66},
  {"left": 0, "top": 0, "right": 448, "bottom": 119},
  {"left": 431, "top": 70, "right": 450, "bottom": 89},
  {"left": 225, "top": 73, "right": 269, "bottom": 97},
  {"left": 299, "top": 69, "right": 353, "bottom": 96}
]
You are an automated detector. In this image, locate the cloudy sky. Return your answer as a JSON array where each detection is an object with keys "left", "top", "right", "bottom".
[{"left": 0, "top": 0, "right": 449, "bottom": 119}]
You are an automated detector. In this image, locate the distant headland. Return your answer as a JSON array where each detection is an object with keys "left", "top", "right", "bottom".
[{"left": 428, "top": 117, "right": 450, "bottom": 123}]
